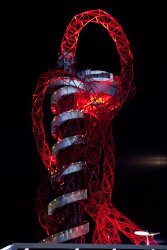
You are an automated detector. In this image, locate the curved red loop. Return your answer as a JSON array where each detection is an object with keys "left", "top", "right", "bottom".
[
  {"left": 60, "top": 9, "right": 133, "bottom": 96},
  {"left": 32, "top": 9, "right": 134, "bottom": 172}
]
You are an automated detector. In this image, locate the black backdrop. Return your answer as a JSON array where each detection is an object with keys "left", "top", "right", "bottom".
[{"left": 0, "top": 1, "right": 167, "bottom": 248}]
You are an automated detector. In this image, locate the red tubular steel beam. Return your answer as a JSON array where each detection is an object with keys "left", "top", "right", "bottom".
[{"left": 32, "top": 9, "right": 158, "bottom": 245}]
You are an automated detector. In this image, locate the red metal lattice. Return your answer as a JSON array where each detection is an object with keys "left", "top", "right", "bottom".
[{"left": 32, "top": 9, "right": 157, "bottom": 244}]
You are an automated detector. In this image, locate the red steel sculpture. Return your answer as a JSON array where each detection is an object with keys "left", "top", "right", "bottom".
[{"left": 32, "top": 9, "right": 157, "bottom": 244}]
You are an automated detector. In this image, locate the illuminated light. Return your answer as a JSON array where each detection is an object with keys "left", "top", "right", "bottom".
[
  {"left": 128, "top": 155, "right": 167, "bottom": 167},
  {"left": 134, "top": 231, "right": 160, "bottom": 246},
  {"left": 134, "top": 231, "right": 149, "bottom": 236},
  {"left": 1, "top": 246, "right": 14, "bottom": 250}
]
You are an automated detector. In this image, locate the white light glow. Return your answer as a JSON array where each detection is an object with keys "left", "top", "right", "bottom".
[
  {"left": 124, "top": 155, "right": 167, "bottom": 167},
  {"left": 1, "top": 245, "right": 13, "bottom": 250},
  {"left": 134, "top": 230, "right": 149, "bottom": 236}
]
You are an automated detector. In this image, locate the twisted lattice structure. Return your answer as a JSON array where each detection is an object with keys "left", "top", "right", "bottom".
[{"left": 32, "top": 9, "right": 157, "bottom": 244}]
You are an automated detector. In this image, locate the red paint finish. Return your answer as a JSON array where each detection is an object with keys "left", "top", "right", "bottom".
[{"left": 32, "top": 9, "right": 157, "bottom": 244}]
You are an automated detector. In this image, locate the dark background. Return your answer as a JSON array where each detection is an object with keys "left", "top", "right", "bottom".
[{"left": 0, "top": 1, "right": 167, "bottom": 248}]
